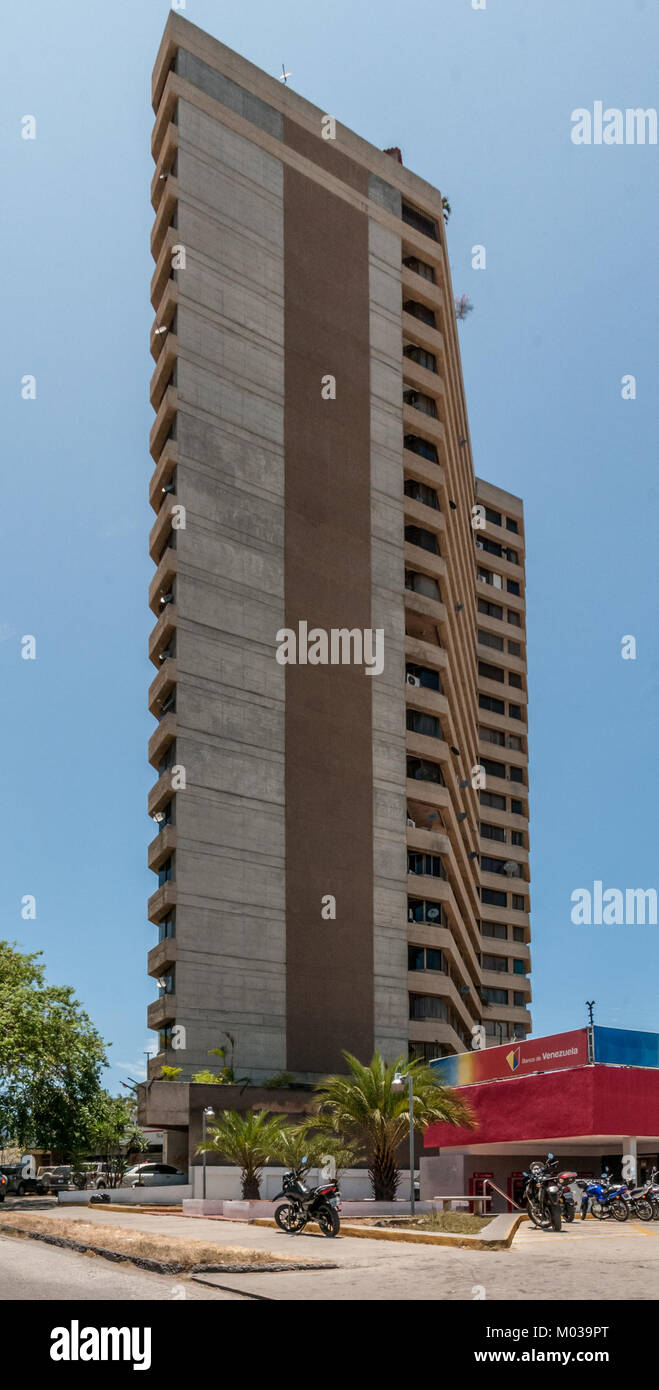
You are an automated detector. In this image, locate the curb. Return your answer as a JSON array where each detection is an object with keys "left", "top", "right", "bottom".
[
  {"left": 252, "top": 1211, "right": 524, "bottom": 1250},
  {"left": 0, "top": 1223, "right": 330, "bottom": 1276}
]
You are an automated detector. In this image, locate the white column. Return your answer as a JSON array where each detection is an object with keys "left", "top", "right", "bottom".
[{"left": 622, "top": 1137, "right": 638, "bottom": 1185}]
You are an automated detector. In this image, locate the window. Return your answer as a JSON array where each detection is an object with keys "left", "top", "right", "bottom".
[
  {"left": 407, "top": 663, "right": 441, "bottom": 692},
  {"left": 478, "top": 629, "right": 504, "bottom": 651},
  {"left": 511, "top": 798, "right": 524, "bottom": 815},
  {"left": 513, "top": 959, "right": 526, "bottom": 975},
  {"left": 405, "top": 570, "right": 441, "bottom": 601},
  {"left": 408, "top": 851, "right": 445, "bottom": 878},
  {"left": 158, "top": 915, "right": 176, "bottom": 942},
  {"left": 481, "top": 856, "right": 507, "bottom": 875},
  {"left": 478, "top": 598, "right": 503, "bottom": 620},
  {"left": 403, "top": 300, "right": 436, "bottom": 328},
  {"left": 405, "top": 524, "right": 440, "bottom": 554},
  {"left": 507, "top": 734, "right": 523, "bottom": 751},
  {"left": 506, "top": 517, "right": 519, "bottom": 533},
  {"left": 158, "top": 968, "right": 175, "bottom": 997},
  {"left": 511, "top": 830, "right": 524, "bottom": 847},
  {"left": 479, "top": 661, "right": 504, "bottom": 683},
  {"left": 407, "top": 709, "right": 442, "bottom": 739},
  {"left": 409, "top": 995, "right": 449, "bottom": 1021},
  {"left": 508, "top": 640, "right": 522, "bottom": 657},
  {"left": 508, "top": 703, "right": 522, "bottom": 720},
  {"left": 480, "top": 727, "right": 505, "bottom": 746},
  {"left": 513, "top": 992, "right": 525, "bottom": 1007},
  {"left": 481, "top": 921, "right": 507, "bottom": 940},
  {"left": 513, "top": 926, "right": 525, "bottom": 943},
  {"left": 404, "top": 434, "right": 438, "bottom": 463},
  {"left": 158, "top": 856, "right": 174, "bottom": 887},
  {"left": 507, "top": 609, "right": 521, "bottom": 627},
  {"left": 402, "top": 255, "right": 436, "bottom": 282},
  {"left": 508, "top": 672, "right": 523, "bottom": 689},
  {"left": 482, "top": 887, "right": 507, "bottom": 907},
  {"left": 408, "top": 945, "right": 444, "bottom": 970},
  {"left": 402, "top": 204, "right": 439, "bottom": 240},
  {"left": 404, "top": 479, "right": 439, "bottom": 510},
  {"left": 158, "top": 1026, "right": 175, "bottom": 1051},
  {"left": 404, "top": 388, "right": 437, "bottom": 417},
  {"left": 480, "top": 790, "right": 506, "bottom": 811},
  {"left": 403, "top": 344, "right": 437, "bottom": 372},
  {"left": 477, "top": 567, "right": 503, "bottom": 589},
  {"left": 482, "top": 986, "right": 508, "bottom": 1006},
  {"left": 509, "top": 766, "right": 525, "bottom": 784},
  {"left": 157, "top": 802, "right": 173, "bottom": 829},
  {"left": 479, "top": 694, "right": 505, "bottom": 714},
  {"left": 479, "top": 538, "right": 502, "bottom": 557},
  {"left": 482, "top": 953, "right": 507, "bottom": 973},
  {"left": 407, "top": 756, "right": 443, "bottom": 784},
  {"left": 507, "top": 579, "right": 520, "bottom": 595},
  {"left": 410, "top": 1041, "right": 450, "bottom": 1062},
  {"left": 512, "top": 893, "right": 526, "bottom": 911},
  {"left": 504, "top": 548, "right": 519, "bottom": 565},
  {"left": 485, "top": 507, "right": 502, "bottom": 526},
  {"left": 482, "top": 758, "right": 505, "bottom": 779},
  {"left": 481, "top": 823, "right": 506, "bottom": 842}
]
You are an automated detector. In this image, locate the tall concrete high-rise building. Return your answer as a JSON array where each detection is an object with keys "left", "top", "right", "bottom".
[{"left": 146, "top": 14, "right": 531, "bottom": 1083}]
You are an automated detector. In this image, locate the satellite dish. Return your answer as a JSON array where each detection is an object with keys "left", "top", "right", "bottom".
[{"left": 503, "top": 860, "right": 520, "bottom": 877}]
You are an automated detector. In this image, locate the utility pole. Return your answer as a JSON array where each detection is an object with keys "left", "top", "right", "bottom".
[{"left": 586, "top": 1001, "right": 596, "bottom": 1063}]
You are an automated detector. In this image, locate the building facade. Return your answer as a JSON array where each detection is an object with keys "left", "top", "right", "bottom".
[{"left": 146, "top": 13, "right": 531, "bottom": 1082}]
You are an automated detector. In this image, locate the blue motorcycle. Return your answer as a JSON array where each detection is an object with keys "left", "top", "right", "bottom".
[{"left": 577, "top": 1171, "right": 630, "bottom": 1222}]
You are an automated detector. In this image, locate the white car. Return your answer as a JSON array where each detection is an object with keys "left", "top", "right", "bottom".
[{"left": 121, "top": 1162, "right": 187, "bottom": 1188}]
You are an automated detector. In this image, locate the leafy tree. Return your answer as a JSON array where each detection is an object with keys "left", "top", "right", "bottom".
[
  {"left": 196, "top": 1110, "right": 285, "bottom": 1199},
  {"left": 87, "top": 1093, "right": 148, "bottom": 1187},
  {"left": 313, "top": 1052, "right": 476, "bottom": 1201},
  {"left": 159, "top": 1065, "right": 182, "bottom": 1081},
  {"left": 0, "top": 941, "right": 108, "bottom": 1154}
]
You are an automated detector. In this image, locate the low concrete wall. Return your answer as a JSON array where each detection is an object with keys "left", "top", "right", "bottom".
[
  {"left": 188, "top": 1167, "right": 416, "bottom": 1200},
  {"left": 59, "top": 1186, "right": 192, "bottom": 1206},
  {"left": 183, "top": 1198, "right": 443, "bottom": 1221}
]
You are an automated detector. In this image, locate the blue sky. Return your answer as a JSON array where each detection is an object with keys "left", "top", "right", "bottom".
[{"left": 2, "top": 0, "right": 658, "bottom": 1091}]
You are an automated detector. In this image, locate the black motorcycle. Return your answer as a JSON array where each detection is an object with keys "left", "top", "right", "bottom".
[
  {"left": 523, "top": 1154, "right": 562, "bottom": 1231},
  {"left": 274, "top": 1164, "right": 342, "bottom": 1237},
  {"left": 557, "top": 1169, "right": 578, "bottom": 1223}
]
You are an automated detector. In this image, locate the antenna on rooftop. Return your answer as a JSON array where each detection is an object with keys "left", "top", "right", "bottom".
[
  {"left": 455, "top": 294, "right": 473, "bottom": 321},
  {"left": 586, "top": 1000, "right": 596, "bottom": 1027},
  {"left": 279, "top": 64, "right": 292, "bottom": 84}
]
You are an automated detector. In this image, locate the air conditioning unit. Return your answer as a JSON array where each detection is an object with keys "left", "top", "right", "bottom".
[
  {"left": 475, "top": 540, "right": 484, "bottom": 549},
  {"left": 406, "top": 673, "right": 421, "bottom": 687}
]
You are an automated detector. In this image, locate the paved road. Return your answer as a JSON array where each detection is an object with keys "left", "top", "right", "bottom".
[
  {"left": 4, "top": 1201, "right": 658, "bottom": 1301},
  {"left": 0, "top": 1234, "right": 244, "bottom": 1301}
]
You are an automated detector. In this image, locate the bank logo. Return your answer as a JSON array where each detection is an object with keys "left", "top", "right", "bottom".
[{"left": 506, "top": 1047, "right": 521, "bottom": 1073}]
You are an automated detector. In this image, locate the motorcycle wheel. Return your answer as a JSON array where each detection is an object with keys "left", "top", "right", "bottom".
[
  {"left": 563, "top": 1204, "right": 575, "bottom": 1223},
  {"left": 316, "top": 1205, "right": 340, "bottom": 1237},
  {"left": 549, "top": 1201, "right": 562, "bottom": 1232},
  {"left": 651, "top": 1199, "right": 659, "bottom": 1221},
  {"left": 590, "top": 1200, "right": 607, "bottom": 1220},
  {"left": 611, "top": 1198, "right": 629, "bottom": 1223},
  {"left": 526, "top": 1197, "right": 549, "bottom": 1229},
  {"left": 634, "top": 1199, "right": 654, "bottom": 1222},
  {"left": 274, "top": 1202, "right": 305, "bottom": 1234}
]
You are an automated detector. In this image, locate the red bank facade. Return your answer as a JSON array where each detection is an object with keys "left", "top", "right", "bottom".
[{"left": 422, "top": 1026, "right": 659, "bottom": 1210}]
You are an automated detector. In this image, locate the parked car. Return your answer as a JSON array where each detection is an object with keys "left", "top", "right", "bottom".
[
  {"left": 0, "top": 1172, "right": 6, "bottom": 1202},
  {"left": 121, "top": 1162, "right": 187, "bottom": 1188},
  {"left": 37, "top": 1165, "right": 73, "bottom": 1195},
  {"left": 1, "top": 1165, "right": 47, "bottom": 1197}
]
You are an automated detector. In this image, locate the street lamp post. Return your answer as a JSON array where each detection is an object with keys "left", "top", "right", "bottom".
[
  {"left": 201, "top": 1107, "right": 215, "bottom": 1200},
  {"left": 393, "top": 1072, "right": 415, "bottom": 1214}
]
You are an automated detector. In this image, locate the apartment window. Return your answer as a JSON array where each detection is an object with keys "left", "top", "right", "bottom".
[
  {"left": 482, "top": 758, "right": 505, "bottom": 779},
  {"left": 477, "top": 567, "right": 503, "bottom": 590},
  {"left": 481, "top": 823, "right": 506, "bottom": 842},
  {"left": 513, "top": 959, "right": 526, "bottom": 975},
  {"left": 405, "top": 524, "right": 440, "bottom": 555},
  {"left": 410, "top": 1041, "right": 450, "bottom": 1062},
  {"left": 507, "top": 609, "right": 521, "bottom": 627},
  {"left": 478, "top": 629, "right": 504, "bottom": 651},
  {"left": 508, "top": 703, "right": 522, "bottom": 720},
  {"left": 402, "top": 203, "right": 439, "bottom": 240},
  {"left": 158, "top": 1026, "right": 175, "bottom": 1051},
  {"left": 409, "top": 996, "right": 449, "bottom": 1022},
  {"left": 511, "top": 831, "right": 524, "bottom": 847},
  {"left": 405, "top": 570, "right": 441, "bottom": 601},
  {"left": 404, "top": 434, "right": 438, "bottom": 463},
  {"left": 481, "top": 921, "right": 508, "bottom": 940},
  {"left": 478, "top": 537, "right": 502, "bottom": 557},
  {"left": 512, "top": 893, "right": 526, "bottom": 911},
  {"left": 404, "top": 478, "right": 439, "bottom": 509},
  {"left": 158, "top": 968, "right": 175, "bottom": 997},
  {"left": 403, "top": 300, "right": 436, "bottom": 328},
  {"left": 408, "top": 945, "right": 444, "bottom": 971},
  {"left": 481, "top": 888, "right": 507, "bottom": 907},
  {"left": 408, "top": 900, "right": 443, "bottom": 926},
  {"left": 480, "top": 790, "right": 506, "bottom": 811},
  {"left": 505, "top": 548, "right": 519, "bottom": 565},
  {"left": 160, "top": 693, "right": 176, "bottom": 718},
  {"left": 158, "top": 856, "right": 174, "bottom": 887},
  {"left": 511, "top": 798, "right": 524, "bottom": 815},
  {"left": 507, "top": 734, "right": 523, "bottom": 751},
  {"left": 406, "top": 662, "right": 441, "bottom": 692},
  {"left": 506, "top": 517, "right": 519, "bottom": 533},
  {"left": 478, "top": 661, "right": 504, "bottom": 683},
  {"left": 480, "top": 727, "right": 505, "bottom": 746},
  {"left": 478, "top": 598, "right": 503, "bottom": 620},
  {"left": 479, "top": 694, "right": 505, "bottom": 714},
  {"left": 402, "top": 255, "right": 436, "bottom": 282},
  {"left": 485, "top": 507, "right": 502, "bottom": 527},
  {"left": 404, "top": 388, "right": 437, "bottom": 417},
  {"left": 507, "top": 579, "right": 521, "bottom": 595},
  {"left": 158, "top": 914, "right": 176, "bottom": 942},
  {"left": 482, "top": 953, "right": 507, "bottom": 973},
  {"left": 508, "top": 672, "right": 523, "bottom": 689},
  {"left": 407, "top": 709, "right": 442, "bottom": 739},
  {"left": 403, "top": 344, "right": 437, "bottom": 372},
  {"left": 482, "top": 986, "right": 508, "bottom": 1006},
  {"left": 508, "top": 640, "right": 522, "bottom": 657},
  {"left": 513, "top": 926, "right": 525, "bottom": 943},
  {"left": 407, "top": 756, "right": 443, "bottom": 784},
  {"left": 514, "top": 992, "right": 526, "bottom": 1007},
  {"left": 481, "top": 856, "right": 507, "bottom": 875},
  {"left": 509, "top": 766, "right": 525, "bottom": 784},
  {"left": 407, "top": 852, "right": 445, "bottom": 878}
]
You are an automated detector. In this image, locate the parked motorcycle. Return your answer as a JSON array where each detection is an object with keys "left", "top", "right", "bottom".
[
  {"left": 523, "top": 1154, "right": 562, "bottom": 1231},
  {"left": 274, "top": 1164, "right": 342, "bottom": 1237},
  {"left": 577, "top": 1171, "right": 630, "bottom": 1222},
  {"left": 556, "top": 1169, "right": 578, "bottom": 1223}
]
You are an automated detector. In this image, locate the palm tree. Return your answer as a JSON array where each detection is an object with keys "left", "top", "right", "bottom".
[
  {"left": 270, "top": 1123, "right": 363, "bottom": 1178},
  {"left": 196, "top": 1109, "right": 284, "bottom": 1199},
  {"left": 313, "top": 1052, "right": 476, "bottom": 1201}
]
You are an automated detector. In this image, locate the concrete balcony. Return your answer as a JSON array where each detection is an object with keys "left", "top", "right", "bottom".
[
  {"left": 406, "top": 825, "right": 451, "bottom": 858},
  {"left": 149, "top": 547, "right": 177, "bottom": 614},
  {"left": 150, "top": 176, "right": 179, "bottom": 260},
  {"left": 148, "top": 604, "right": 177, "bottom": 667},
  {"left": 404, "top": 633, "right": 447, "bottom": 672},
  {"left": 404, "top": 541, "right": 446, "bottom": 583},
  {"left": 405, "top": 682, "right": 449, "bottom": 720},
  {"left": 148, "top": 824, "right": 177, "bottom": 873},
  {"left": 148, "top": 771, "right": 176, "bottom": 819},
  {"left": 148, "top": 658, "right": 177, "bottom": 717},
  {"left": 403, "top": 493, "right": 446, "bottom": 534},
  {"left": 149, "top": 712, "right": 177, "bottom": 770},
  {"left": 150, "top": 333, "right": 178, "bottom": 410},
  {"left": 405, "top": 778, "right": 449, "bottom": 812},
  {"left": 148, "top": 994, "right": 177, "bottom": 1030},
  {"left": 150, "top": 123, "right": 178, "bottom": 210},
  {"left": 148, "top": 881, "right": 177, "bottom": 924},
  {"left": 149, "top": 385, "right": 177, "bottom": 462},
  {"left": 149, "top": 494, "right": 178, "bottom": 562},
  {"left": 150, "top": 226, "right": 177, "bottom": 311},
  {"left": 147, "top": 936, "right": 177, "bottom": 978},
  {"left": 149, "top": 441, "right": 178, "bottom": 512},
  {"left": 150, "top": 281, "right": 178, "bottom": 361},
  {"left": 406, "top": 730, "right": 449, "bottom": 767}
]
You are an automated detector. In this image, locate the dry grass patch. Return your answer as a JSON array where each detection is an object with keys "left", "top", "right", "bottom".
[{"left": 0, "top": 1212, "right": 314, "bottom": 1270}]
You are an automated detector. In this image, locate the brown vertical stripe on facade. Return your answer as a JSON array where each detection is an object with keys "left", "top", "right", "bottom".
[
  {"left": 283, "top": 116, "right": 368, "bottom": 193},
  {"left": 283, "top": 142, "right": 374, "bottom": 1074}
]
